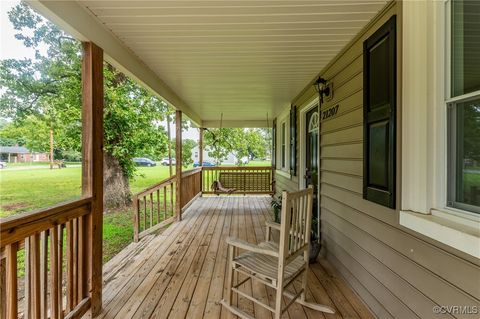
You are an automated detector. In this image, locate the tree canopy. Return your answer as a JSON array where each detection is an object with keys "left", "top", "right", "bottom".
[
  {"left": 0, "top": 3, "right": 176, "bottom": 206},
  {"left": 0, "top": 3, "right": 172, "bottom": 175},
  {"left": 204, "top": 128, "right": 271, "bottom": 165}
]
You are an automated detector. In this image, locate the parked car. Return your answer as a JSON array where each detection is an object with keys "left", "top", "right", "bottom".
[
  {"left": 0, "top": 161, "right": 6, "bottom": 169},
  {"left": 133, "top": 158, "right": 156, "bottom": 167},
  {"left": 238, "top": 157, "right": 249, "bottom": 165},
  {"left": 193, "top": 161, "right": 215, "bottom": 167},
  {"left": 160, "top": 157, "right": 176, "bottom": 166}
]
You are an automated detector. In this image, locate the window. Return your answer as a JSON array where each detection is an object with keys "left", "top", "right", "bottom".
[
  {"left": 281, "top": 122, "right": 286, "bottom": 168},
  {"left": 289, "top": 105, "right": 297, "bottom": 176},
  {"left": 399, "top": 1, "right": 479, "bottom": 258},
  {"left": 447, "top": 0, "right": 480, "bottom": 214},
  {"left": 363, "top": 16, "right": 397, "bottom": 209}
]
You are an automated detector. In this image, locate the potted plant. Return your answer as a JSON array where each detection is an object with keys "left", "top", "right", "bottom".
[
  {"left": 309, "top": 216, "right": 321, "bottom": 263},
  {"left": 270, "top": 196, "right": 321, "bottom": 264},
  {"left": 270, "top": 196, "right": 282, "bottom": 223}
]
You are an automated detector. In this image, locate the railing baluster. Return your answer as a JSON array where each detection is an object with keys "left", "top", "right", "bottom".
[
  {"left": 149, "top": 193, "right": 154, "bottom": 228},
  {"left": 58, "top": 225, "right": 64, "bottom": 319},
  {"left": 50, "top": 226, "right": 59, "bottom": 319},
  {"left": 170, "top": 183, "right": 174, "bottom": 217},
  {"left": 25, "top": 237, "right": 31, "bottom": 318},
  {"left": 66, "top": 221, "right": 74, "bottom": 311},
  {"left": 78, "top": 216, "right": 87, "bottom": 301},
  {"left": 30, "top": 234, "right": 41, "bottom": 319},
  {"left": 133, "top": 196, "right": 139, "bottom": 242},
  {"left": 5, "top": 242, "right": 18, "bottom": 319},
  {"left": 72, "top": 220, "right": 78, "bottom": 307},
  {"left": 40, "top": 230, "right": 48, "bottom": 319},
  {"left": 143, "top": 196, "right": 147, "bottom": 232},
  {"left": 163, "top": 186, "right": 167, "bottom": 221},
  {"left": 156, "top": 189, "right": 160, "bottom": 224},
  {"left": 0, "top": 257, "right": 6, "bottom": 319}
]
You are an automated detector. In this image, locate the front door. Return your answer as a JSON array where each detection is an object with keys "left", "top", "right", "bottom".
[{"left": 305, "top": 106, "right": 319, "bottom": 224}]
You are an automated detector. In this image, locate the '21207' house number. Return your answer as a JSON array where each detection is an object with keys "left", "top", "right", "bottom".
[{"left": 321, "top": 104, "right": 339, "bottom": 121}]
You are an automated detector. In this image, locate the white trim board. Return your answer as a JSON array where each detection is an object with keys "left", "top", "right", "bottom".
[{"left": 299, "top": 97, "right": 320, "bottom": 189}]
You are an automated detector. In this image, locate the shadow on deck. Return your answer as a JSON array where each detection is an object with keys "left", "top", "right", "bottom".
[{"left": 95, "top": 196, "right": 374, "bottom": 319}]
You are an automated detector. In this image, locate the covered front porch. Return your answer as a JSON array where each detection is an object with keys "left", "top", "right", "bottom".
[{"left": 98, "top": 196, "right": 373, "bottom": 319}]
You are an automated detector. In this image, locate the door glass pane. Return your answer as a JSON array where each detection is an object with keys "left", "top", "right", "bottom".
[
  {"left": 454, "top": 98, "right": 480, "bottom": 210},
  {"left": 452, "top": 0, "right": 480, "bottom": 97}
]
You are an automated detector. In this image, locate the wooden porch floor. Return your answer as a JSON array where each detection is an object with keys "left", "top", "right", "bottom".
[{"left": 95, "top": 196, "right": 374, "bottom": 319}]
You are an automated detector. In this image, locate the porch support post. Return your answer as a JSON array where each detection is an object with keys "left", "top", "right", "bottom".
[
  {"left": 199, "top": 128, "right": 204, "bottom": 196},
  {"left": 82, "top": 41, "right": 104, "bottom": 316},
  {"left": 175, "top": 110, "right": 182, "bottom": 221},
  {"left": 199, "top": 128, "right": 204, "bottom": 165}
]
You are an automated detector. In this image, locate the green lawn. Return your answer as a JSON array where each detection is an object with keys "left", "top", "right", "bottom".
[
  {"left": 0, "top": 164, "right": 178, "bottom": 217},
  {"left": 0, "top": 164, "right": 176, "bottom": 262},
  {"left": 0, "top": 160, "right": 269, "bottom": 263}
]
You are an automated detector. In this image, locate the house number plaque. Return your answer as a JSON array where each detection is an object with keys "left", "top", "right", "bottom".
[{"left": 321, "top": 104, "right": 339, "bottom": 121}]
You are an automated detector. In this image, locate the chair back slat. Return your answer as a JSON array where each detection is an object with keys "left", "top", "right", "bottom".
[{"left": 279, "top": 186, "right": 314, "bottom": 260}]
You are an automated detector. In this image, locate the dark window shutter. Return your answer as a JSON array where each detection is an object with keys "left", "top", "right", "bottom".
[
  {"left": 290, "top": 105, "right": 297, "bottom": 176},
  {"left": 363, "top": 15, "right": 396, "bottom": 209},
  {"left": 272, "top": 119, "right": 276, "bottom": 167}
]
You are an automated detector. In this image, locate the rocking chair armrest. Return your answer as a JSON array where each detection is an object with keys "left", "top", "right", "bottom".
[
  {"left": 226, "top": 237, "right": 279, "bottom": 257},
  {"left": 265, "top": 221, "right": 281, "bottom": 231}
]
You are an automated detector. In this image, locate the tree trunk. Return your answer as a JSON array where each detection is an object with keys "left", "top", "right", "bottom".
[{"left": 103, "top": 152, "right": 131, "bottom": 209}]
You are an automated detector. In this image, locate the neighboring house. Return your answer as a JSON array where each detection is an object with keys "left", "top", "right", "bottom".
[
  {"left": 0, "top": 146, "right": 49, "bottom": 163},
  {"left": 191, "top": 146, "right": 238, "bottom": 165}
]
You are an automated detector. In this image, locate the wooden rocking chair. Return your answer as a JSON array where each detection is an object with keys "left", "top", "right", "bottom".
[{"left": 220, "top": 186, "right": 335, "bottom": 319}]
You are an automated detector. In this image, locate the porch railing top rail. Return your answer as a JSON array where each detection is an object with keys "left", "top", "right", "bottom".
[{"left": 0, "top": 197, "right": 92, "bottom": 248}]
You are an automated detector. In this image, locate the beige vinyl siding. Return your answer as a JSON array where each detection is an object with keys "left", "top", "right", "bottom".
[
  {"left": 275, "top": 172, "right": 298, "bottom": 194},
  {"left": 287, "top": 2, "right": 480, "bottom": 319}
]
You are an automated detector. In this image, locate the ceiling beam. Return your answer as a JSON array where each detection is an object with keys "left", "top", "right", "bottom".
[{"left": 27, "top": 0, "right": 202, "bottom": 126}]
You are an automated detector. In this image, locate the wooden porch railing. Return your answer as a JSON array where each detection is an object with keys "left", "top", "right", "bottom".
[
  {"left": 132, "top": 168, "right": 202, "bottom": 242},
  {"left": 0, "top": 198, "right": 93, "bottom": 319},
  {"left": 133, "top": 176, "right": 175, "bottom": 242},
  {"left": 202, "top": 166, "right": 275, "bottom": 195}
]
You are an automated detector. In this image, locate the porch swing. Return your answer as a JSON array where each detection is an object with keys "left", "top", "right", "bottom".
[
  {"left": 208, "top": 112, "right": 271, "bottom": 196},
  {"left": 208, "top": 113, "right": 237, "bottom": 195}
]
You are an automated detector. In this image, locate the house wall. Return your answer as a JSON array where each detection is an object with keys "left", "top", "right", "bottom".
[
  {"left": 274, "top": 106, "right": 299, "bottom": 193},
  {"left": 275, "top": 1, "right": 480, "bottom": 318}
]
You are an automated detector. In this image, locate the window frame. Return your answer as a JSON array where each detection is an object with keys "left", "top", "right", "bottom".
[
  {"left": 399, "top": 0, "right": 480, "bottom": 258},
  {"left": 445, "top": 0, "right": 480, "bottom": 215}
]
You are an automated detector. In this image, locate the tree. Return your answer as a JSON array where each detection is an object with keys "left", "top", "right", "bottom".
[
  {"left": 0, "top": 3, "right": 170, "bottom": 207},
  {"left": 171, "top": 138, "right": 197, "bottom": 168},
  {"left": 464, "top": 102, "right": 480, "bottom": 163},
  {"left": 0, "top": 116, "right": 50, "bottom": 152},
  {"left": 203, "top": 128, "right": 271, "bottom": 165}
]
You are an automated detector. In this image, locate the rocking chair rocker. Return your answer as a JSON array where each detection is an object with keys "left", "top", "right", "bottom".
[{"left": 220, "top": 186, "right": 335, "bottom": 319}]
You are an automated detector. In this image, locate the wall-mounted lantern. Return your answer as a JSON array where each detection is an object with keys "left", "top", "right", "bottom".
[{"left": 313, "top": 76, "right": 332, "bottom": 104}]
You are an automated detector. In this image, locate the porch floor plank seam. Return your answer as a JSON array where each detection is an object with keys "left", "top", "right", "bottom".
[{"left": 94, "top": 196, "right": 374, "bottom": 319}]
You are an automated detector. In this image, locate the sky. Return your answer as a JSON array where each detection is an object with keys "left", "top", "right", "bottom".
[
  {"left": 0, "top": 0, "right": 34, "bottom": 60},
  {"left": 0, "top": 0, "right": 199, "bottom": 140}
]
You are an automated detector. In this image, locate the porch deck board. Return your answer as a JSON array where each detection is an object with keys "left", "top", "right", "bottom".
[{"left": 95, "top": 197, "right": 374, "bottom": 319}]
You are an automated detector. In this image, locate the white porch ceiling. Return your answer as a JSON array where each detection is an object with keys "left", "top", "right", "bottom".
[{"left": 78, "top": 0, "right": 388, "bottom": 126}]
